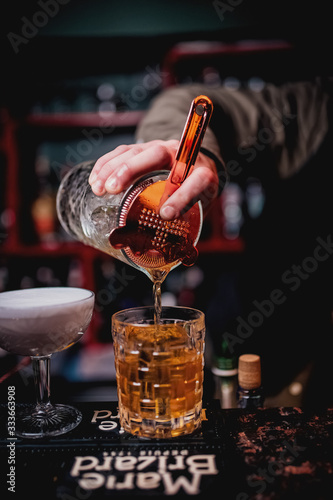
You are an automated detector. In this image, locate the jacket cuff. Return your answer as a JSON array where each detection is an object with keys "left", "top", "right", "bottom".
[{"left": 200, "top": 147, "right": 228, "bottom": 196}]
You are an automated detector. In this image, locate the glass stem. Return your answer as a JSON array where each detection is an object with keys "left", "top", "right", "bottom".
[{"left": 31, "top": 355, "right": 52, "bottom": 410}]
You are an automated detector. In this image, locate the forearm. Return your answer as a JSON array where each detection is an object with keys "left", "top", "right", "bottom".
[
  {"left": 136, "top": 80, "right": 331, "bottom": 179},
  {"left": 135, "top": 85, "right": 225, "bottom": 168},
  {"left": 89, "top": 79, "right": 330, "bottom": 221}
]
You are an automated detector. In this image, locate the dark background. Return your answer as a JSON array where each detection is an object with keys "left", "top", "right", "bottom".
[
  {"left": 1, "top": 0, "right": 332, "bottom": 104},
  {"left": 1, "top": 0, "right": 333, "bottom": 407}
]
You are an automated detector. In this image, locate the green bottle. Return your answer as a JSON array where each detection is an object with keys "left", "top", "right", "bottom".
[{"left": 212, "top": 338, "right": 238, "bottom": 409}]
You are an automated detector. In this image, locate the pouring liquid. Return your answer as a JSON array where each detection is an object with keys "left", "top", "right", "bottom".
[
  {"left": 109, "top": 179, "right": 202, "bottom": 324},
  {"left": 109, "top": 95, "right": 213, "bottom": 325}
]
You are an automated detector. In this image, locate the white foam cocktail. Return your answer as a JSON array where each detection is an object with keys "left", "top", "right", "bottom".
[
  {"left": 0, "top": 287, "right": 94, "bottom": 356},
  {"left": 0, "top": 287, "right": 95, "bottom": 438}
]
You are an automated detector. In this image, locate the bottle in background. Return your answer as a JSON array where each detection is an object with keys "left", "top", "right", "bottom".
[
  {"left": 237, "top": 354, "right": 264, "bottom": 409},
  {"left": 212, "top": 338, "right": 238, "bottom": 409}
]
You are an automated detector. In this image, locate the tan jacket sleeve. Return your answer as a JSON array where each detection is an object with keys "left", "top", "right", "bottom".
[{"left": 135, "top": 80, "right": 330, "bottom": 179}]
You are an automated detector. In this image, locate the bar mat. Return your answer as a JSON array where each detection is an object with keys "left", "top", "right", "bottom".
[
  {"left": 223, "top": 407, "right": 333, "bottom": 499},
  {"left": 1, "top": 403, "right": 333, "bottom": 499},
  {"left": 0, "top": 400, "right": 226, "bottom": 498}
]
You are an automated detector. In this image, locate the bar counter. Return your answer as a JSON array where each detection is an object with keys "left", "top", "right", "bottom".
[{"left": 1, "top": 401, "right": 332, "bottom": 499}]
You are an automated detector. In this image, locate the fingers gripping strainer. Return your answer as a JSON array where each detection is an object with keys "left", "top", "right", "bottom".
[{"left": 109, "top": 96, "right": 213, "bottom": 270}]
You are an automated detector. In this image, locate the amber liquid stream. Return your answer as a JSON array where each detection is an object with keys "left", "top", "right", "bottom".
[
  {"left": 109, "top": 180, "right": 201, "bottom": 324},
  {"left": 111, "top": 182, "right": 204, "bottom": 437},
  {"left": 111, "top": 95, "right": 212, "bottom": 437}
]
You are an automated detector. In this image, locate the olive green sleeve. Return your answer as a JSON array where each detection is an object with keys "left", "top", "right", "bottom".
[{"left": 135, "top": 80, "right": 330, "bottom": 179}]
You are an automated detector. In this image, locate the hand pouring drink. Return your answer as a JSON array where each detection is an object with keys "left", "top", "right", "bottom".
[{"left": 56, "top": 96, "right": 213, "bottom": 287}]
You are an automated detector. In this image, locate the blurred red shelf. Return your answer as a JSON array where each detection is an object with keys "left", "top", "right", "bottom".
[
  {"left": 1, "top": 236, "right": 244, "bottom": 257},
  {"left": 25, "top": 111, "right": 145, "bottom": 128}
]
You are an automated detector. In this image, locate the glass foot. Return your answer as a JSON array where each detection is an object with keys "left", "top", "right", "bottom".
[{"left": 14, "top": 403, "right": 82, "bottom": 439}]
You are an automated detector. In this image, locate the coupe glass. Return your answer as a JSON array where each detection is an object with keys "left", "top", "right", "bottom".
[{"left": 0, "top": 287, "right": 94, "bottom": 438}]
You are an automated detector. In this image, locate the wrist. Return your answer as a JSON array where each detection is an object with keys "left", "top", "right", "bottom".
[{"left": 200, "top": 147, "right": 227, "bottom": 196}]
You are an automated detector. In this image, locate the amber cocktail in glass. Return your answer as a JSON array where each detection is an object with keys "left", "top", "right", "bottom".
[{"left": 112, "top": 305, "right": 205, "bottom": 439}]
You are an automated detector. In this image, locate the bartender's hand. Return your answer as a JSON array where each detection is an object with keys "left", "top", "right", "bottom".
[{"left": 88, "top": 140, "right": 219, "bottom": 220}]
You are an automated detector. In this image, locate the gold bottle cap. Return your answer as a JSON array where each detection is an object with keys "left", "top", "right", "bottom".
[{"left": 238, "top": 354, "right": 261, "bottom": 390}]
